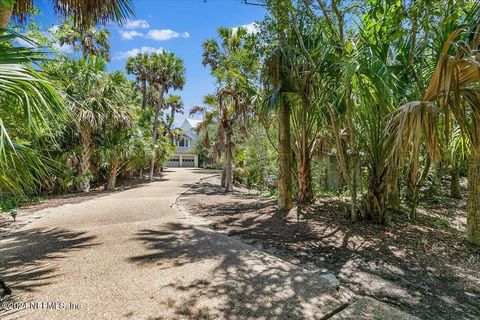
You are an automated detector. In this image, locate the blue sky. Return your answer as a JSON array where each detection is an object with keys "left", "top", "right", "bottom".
[{"left": 27, "top": 0, "right": 267, "bottom": 124}]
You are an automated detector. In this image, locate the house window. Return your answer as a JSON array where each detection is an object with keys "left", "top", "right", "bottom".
[{"left": 176, "top": 137, "right": 189, "bottom": 147}]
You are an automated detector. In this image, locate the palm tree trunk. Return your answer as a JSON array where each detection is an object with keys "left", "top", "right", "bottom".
[
  {"left": 297, "top": 128, "right": 313, "bottom": 205},
  {"left": 141, "top": 80, "right": 147, "bottom": 109},
  {"left": 107, "top": 161, "right": 119, "bottom": 191},
  {"left": 345, "top": 83, "right": 358, "bottom": 221},
  {"left": 388, "top": 175, "right": 400, "bottom": 210},
  {"left": 78, "top": 126, "right": 92, "bottom": 193},
  {"left": 467, "top": 152, "right": 480, "bottom": 245},
  {"left": 297, "top": 153, "right": 313, "bottom": 204},
  {"left": 0, "top": 5, "right": 13, "bottom": 29},
  {"left": 149, "top": 90, "right": 163, "bottom": 182},
  {"left": 427, "top": 161, "right": 444, "bottom": 197},
  {"left": 277, "top": 100, "right": 293, "bottom": 211},
  {"left": 221, "top": 166, "right": 226, "bottom": 187},
  {"left": 224, "top": 129, "right": 233, "bottom": 192},
  {"left": 407, "top": 153, "right": 431, "bottom": 219},
  {"left": 366, "top": 166, "right": 387, "bottom": 224},
  {"left": 450, "top": 155, "right": 461, "bottom": 198}
]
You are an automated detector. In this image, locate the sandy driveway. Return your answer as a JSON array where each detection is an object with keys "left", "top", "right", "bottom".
[{"left": 0, "top": 168, "right": 349, "bottom": 320}]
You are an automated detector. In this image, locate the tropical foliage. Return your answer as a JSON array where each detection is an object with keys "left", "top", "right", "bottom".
[
  {"left": 192, "top": 0, "right": 480, "bottom": 246},
  {"left": 2, "top": 0, "right": 480, "bottom": 248}
]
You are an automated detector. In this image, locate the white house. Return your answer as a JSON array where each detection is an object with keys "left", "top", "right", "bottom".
[{"left": 166, "top": 119, "right": 201, "bottom": 168}]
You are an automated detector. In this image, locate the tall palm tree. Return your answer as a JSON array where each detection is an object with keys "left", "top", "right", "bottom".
[
  {"left": 315, "top": 0, "right": 360, "bottom": 221},
  {"left": 202, "top": 26, "right": 258, "bottom": 192},
  {"left": 126, "top": 53, "right": 150, "bottom": 109},
  {"left": 190, "top": 100, "right": 217, "bottom": 154},
  {"left": 265, "top": 4, "right": 328, "bottom": 205},
  {"left": 164, "top": 94, "right": 184, "bottom": 139},
  {"left": 146, "top": 51, "right": 185, "bottom": 182},
  {"left": 263, "top": 0, "right": 294, "bottom": 211},
  {"left": 56, "top": 20, "right": 111, "bottom": 60},
  {"left": 0, "top": 0, "right": 133, "bottom": 29},
  {"left": 47, "top": 57, "right": 132, "bottom": 192}
]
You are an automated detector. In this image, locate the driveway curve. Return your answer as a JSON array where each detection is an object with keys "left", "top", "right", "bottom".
[{"left": 0, "top": 168, "right": 347, "bottom": 320}]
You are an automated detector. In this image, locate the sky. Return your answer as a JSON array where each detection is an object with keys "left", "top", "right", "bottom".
[{"left": 25, "top": 0, "right": 267, "bottom": 124}]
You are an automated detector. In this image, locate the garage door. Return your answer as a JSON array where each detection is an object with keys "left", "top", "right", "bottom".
[
  {"left": 182, "top": 156, "right": 195, "bottom": 167},
  {"left": 166, "top": 156, "right": 180, "bottom": 167}
]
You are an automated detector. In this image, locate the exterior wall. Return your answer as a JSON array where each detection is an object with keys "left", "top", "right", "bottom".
[
  {"left": 166, "top": 119, "right": 200, "bottom": 168},
  {"left": 166, "top": 153, "right": 198, "bottom": 167}
]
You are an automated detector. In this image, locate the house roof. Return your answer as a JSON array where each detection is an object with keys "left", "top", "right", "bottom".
[{"left": 186, "top": 119, "right": 202, "bottom": 129}]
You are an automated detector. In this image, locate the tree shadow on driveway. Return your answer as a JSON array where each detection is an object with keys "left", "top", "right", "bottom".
[
  {"left": 0, "top": 228, "right": 98, "bottom": 294},
  {"left": 127, "top": 222, "right": 347, "bottom": 320}
]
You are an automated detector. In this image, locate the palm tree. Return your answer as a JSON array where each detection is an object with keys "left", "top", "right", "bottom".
[
  {"left": 387, "top": 25, "right": 480, "bottom": 245},
  {"left": 0, "top": 30, "right": 64, "bottom": 195},
  {"left": 263, "top": 0, "right": 294, "bottom": 211},
  {"left": 47, "top": 57, "right": 132, "bottom": 192},
  {"left": 0, "top": 0, "right": 133, "bottom": 29},
  {"left": 315, "top": 0, "right": 361, "bottom": 221},
  {"left": 202, "top": 26, "right": 258, "bottom": 192},
  {"left": 164, "top": 95, "right": 184, "bottom": 139},
  {"left": 126, "top": 53, "right": 150, "bottom": 109},
  {"left": 265, "top": 7, "right": 328, "bottom": 205},
  {"left": 146, "top": 51, "right": 185, "bottom": 182},
  {"left": 190, "top": 101, "right": 217, "bottom": 153},
  {"left": 56, "top": 20, "right": 111, "bottom": 60}
]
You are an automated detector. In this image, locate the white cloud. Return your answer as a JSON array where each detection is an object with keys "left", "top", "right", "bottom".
[
  {"left": 48, "top": 25, "right": 59, "bottom": 35},
  {"left": 146, "top": 29, "right": 179, "bottom": 41},
  {"left": 113, "top": 46, "right": 164, "bottom": 60},
  {"left": 125, "top": 19, "right": 150, "bottom": 30},
  {"left": 14, "top": 26, "right": 72, "bottom": 54},
  {"left": 15, "top": 36, "right": 36, "bottom": 48},
  {"left": 233, "top": 22, "right": 259, "bottom": 34},
  {"left": 52, "top": 43, "right": 74, "bottom": 54},
  {"left": 120, "top": 30, "right": 143, "bottom": 40},
  {"left": 146, "top": 29, "right": 189, "bottom": 41},
  {"left": 44, "top": 25, "right": 74, "bottom": 53}
]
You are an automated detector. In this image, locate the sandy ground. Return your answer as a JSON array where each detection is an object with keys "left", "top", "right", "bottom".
[
  {"left": 179, "top": 176, "right": 480, "bottom": 320},
  {"left": 0, "top": 168, "right": 352, "bottom": 320}
]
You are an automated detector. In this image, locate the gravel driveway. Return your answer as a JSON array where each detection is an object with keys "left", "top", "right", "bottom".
[{"left": 0, "top": 168, "right": 349, "bottom": 320}]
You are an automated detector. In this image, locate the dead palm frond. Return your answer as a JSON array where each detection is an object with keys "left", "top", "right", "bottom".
[{"left": 11, "top": 0, "right": 133, "bottom": 28}]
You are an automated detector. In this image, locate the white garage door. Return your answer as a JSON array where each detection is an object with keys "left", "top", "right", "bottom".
[
  {"left": 182, "top": 156, "right": 195, "bottom": 167},
  {"left": 166, "top": 156, "right": 180, "bottom": 167}
]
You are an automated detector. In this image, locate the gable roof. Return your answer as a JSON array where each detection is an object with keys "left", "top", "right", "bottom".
[{"left": 186, "top": 119, "right": 202, "bottom": 129}]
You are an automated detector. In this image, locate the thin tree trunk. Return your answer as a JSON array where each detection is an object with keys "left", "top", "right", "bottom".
[
  {"left": 141, "top": 80, "right": 147, "bottom": 109},
  {"left": 0, "top": 5, "right": 13, "bottom": 29},
  {"left": 78, "top": 126, "right": 92, "bottom": 193},
  {"left": 407, "top": 153, "right": 431, "bottom": 219},
  {"left": 138, "top": 167, "right": 143, "bottom": 179},
  {"left": 224, "top": 129, "right": 233, "bottom": 192},
  {"left": 277, "top": 100, "right": 293, "bottom": 211},
  {"left": 221, "top": 166, "right": 226, "bottom": 187},
  {"left": 345, "top": 83, "right": 358, "bottom": 221},
  {"left": 450, "top": 155, "right": 461, "bottom": 198},
  {"left": 388, "top": 174, "right": 400, "bottom": 210},
  {"left": 427, "top": 161, "right": 443, "bottom": 197},
  {"left": 296, "top": 126, "right": 313, "bottom": 204},
  {"left": 467, "top": 153, "right": 480, "bottom": 245},
  {"left": 149, "top": 90, "right": 164, "bottom": 182}
]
